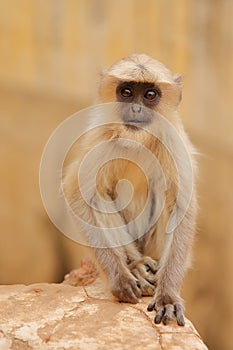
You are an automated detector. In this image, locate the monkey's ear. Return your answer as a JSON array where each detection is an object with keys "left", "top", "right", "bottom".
[
  {"left": 99, "top": 69, "right": 108, "bottom": 77},
  {"left": 173, "top": 74, "right": 182, "bottom": 87}
]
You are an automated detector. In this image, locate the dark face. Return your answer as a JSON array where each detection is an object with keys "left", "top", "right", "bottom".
[{"left": 116, "top": 81, "right": 161, "bottom": 126}]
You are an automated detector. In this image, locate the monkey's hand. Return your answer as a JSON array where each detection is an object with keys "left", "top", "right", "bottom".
[
  {"left": 128, "top": 256, "right": 158, "bottom": 296},
  {"left": 109, "top": 269, "right": 142, "bottom": 304},
  {"left": 147, "top": 293, "right": 185, "bottom": 326}
]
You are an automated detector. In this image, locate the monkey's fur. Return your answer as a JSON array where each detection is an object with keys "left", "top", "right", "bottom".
[{"left": 63, "top": 54, "right": 197, "bottom": 326}]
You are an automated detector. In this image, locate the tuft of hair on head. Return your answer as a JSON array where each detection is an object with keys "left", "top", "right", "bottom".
[{"left": 98, "top": 54, "right": 182, "bottom": 108}]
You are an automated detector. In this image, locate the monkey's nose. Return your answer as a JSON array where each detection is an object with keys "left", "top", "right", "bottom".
[{"left": 131, "top": 104, "right": 142, "bottom": 113}]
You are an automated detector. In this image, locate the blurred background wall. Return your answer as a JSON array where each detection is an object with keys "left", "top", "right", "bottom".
[{"left": 0, "top": 1, "right": 232, "bottom": 349}]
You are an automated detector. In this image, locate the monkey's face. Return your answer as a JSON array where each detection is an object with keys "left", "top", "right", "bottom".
[
  {"left": 98, "top": 54, "right": 182, "bottom": 140},
  {"left": 116, "top": 81, "right": 161, "bottom": 127}
]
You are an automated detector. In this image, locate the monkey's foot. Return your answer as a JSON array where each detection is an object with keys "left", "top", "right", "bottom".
[
  {"left": 110, "top": 270, "right": 142, "bottom": 304},
  {"left": 128, "top": 256, "right": 158, "bottom": 296},
  {"left": 147, "top": 295, "right": 185, "bottom": 326}
]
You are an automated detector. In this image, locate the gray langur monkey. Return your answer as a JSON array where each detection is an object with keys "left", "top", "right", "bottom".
[{"left": 62, "top": 54, "right": 197, "bottom": 326}]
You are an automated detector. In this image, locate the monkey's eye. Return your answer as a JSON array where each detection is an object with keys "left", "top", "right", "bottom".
[
  {"left": 144, "top": 89, "right": 159, "bottom": 101},
  {"left": 120, "top": 88, "right": 133, "bottom": 98}
]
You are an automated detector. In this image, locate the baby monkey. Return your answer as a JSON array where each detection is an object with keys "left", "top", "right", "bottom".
[{"left": 63, "top": 54, "right": 197, "bottom": 326}]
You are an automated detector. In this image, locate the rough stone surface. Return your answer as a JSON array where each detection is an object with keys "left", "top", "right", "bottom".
[{"left": 0, "top": 279, "right": 208, "bottom": 350}]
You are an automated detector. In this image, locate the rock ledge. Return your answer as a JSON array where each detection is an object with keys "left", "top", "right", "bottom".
[{"left": 0, "top": 278, "right": 208, "bottom": 350}]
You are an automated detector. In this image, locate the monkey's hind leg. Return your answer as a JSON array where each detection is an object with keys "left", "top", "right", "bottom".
[{"left": 128, "top": 256, "right": 158, "bottom": 296}]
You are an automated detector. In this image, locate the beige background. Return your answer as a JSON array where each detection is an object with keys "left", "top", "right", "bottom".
[{"left": 0, "top": 1, "right": 232, "bottom": 349}]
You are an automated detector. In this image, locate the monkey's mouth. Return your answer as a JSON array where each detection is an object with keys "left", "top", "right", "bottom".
[
  {"left": 124, "top": 119, "right": 150, "bottom": 130},
  {"left": 127, "top": 120, "right": 145, "bottom": 124}
]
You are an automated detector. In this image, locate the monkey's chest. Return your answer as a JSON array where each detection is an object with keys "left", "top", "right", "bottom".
[
  {"left": 98, "top": 160, "right": 152, "bottom": 223},
  {"left": 97, "top": 158, "right": 176, "bottom": 243}
]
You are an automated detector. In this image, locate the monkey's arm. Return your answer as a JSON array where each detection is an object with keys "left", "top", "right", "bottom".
[
  {"left": 147, "top": 204, "right": 196, "bottom": 326},
  {"left": 86, "top": 195, "right": 144, "bottom": 303},
  {"left": 63, "top": 159, "right": 144, "bottom": 303}
]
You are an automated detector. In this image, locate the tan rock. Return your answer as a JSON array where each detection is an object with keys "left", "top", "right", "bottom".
[{"left": 0, "top": 279, "right": 208, "bottom": 350}]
